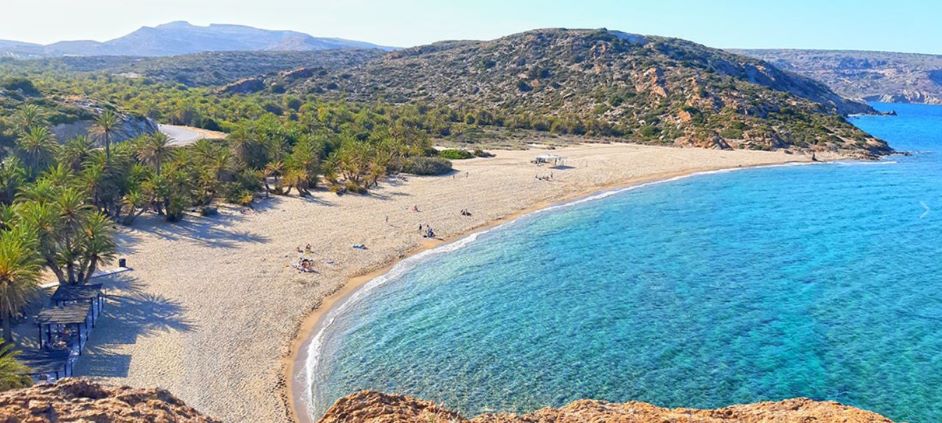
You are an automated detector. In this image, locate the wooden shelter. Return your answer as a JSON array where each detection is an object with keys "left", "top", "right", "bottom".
[
  {"left": 52, "top": 283, "right": 104, "bottom": 324},
  {"left": 36, "top": 303, "right": 93, "bottom": 354}
]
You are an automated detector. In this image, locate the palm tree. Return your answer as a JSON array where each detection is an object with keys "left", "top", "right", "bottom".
[
  {"left": 16, "top": 126, "right": 57, "bottom": 173},
  {"left": 57, "top": 136, "right": 94, "bottom": 173},
  {"left": 75, "top": 212, "right": 116, "bottom": 284},
  {"left": 12, "top": 104, "right": 45, "bottom": 133},
  {"left": 0, "top": 341, "right": 31, "bottom": 390},
  {"left": 0, "top": 226, "right": 42, "bottom": 342},
  {"left": 91, "top": 110, "right": 119, "bottom": 163},
  {"left": 135, "top": 133, "right": 173, "bottom": 176},
  {"left": 0, "top": 158, "right": 27, "bottom": 205}
]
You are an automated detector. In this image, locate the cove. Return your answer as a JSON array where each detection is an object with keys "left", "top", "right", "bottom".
[{"left": 308, "top": 103, "right": 942, "bottom": 422}]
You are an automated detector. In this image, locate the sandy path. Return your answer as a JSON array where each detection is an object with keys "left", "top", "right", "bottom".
[
  {"left": 158, "top": 124, "right": 227, "bottom": 146},
  {"left": 72, "top": 143, "right": 816, "bottom": 422}
]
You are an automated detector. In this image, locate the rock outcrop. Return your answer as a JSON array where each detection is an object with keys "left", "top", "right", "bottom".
[
  {"left": 736, "top": 49, "right": 942, "bottom": 105},
  {"left": 319, "top": 391, "right": 892, "bottom": 423},
  {"left": 0, "top": 379, "right": 219, "bottom": 422},
  {"left": 51, "top": 114, "right": 158, "bottom": 144}
]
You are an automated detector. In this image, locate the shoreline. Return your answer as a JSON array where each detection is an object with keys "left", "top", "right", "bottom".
[{"left": 283, "top": 159, "right": 821, "bottom": 423}]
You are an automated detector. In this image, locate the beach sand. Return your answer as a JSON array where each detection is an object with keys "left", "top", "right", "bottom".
[{"left": 70, "top": 143, "right": 820, "bottom": 422}]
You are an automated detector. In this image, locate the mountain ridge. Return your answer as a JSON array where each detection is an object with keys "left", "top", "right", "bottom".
[{"left": 0, "top": 21, "right": 393, "bottom": 57}]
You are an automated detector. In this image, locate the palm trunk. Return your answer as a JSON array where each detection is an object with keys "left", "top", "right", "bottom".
[
  {"left": 1, "top": 316, "right": 12, "bottom": 344},
  {"left": 104, "top": 134, "right": 111, "bottom": 163}
]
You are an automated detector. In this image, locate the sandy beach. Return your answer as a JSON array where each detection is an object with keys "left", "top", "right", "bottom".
[{"left": 61, "top": 143, "right": 821, "bottom": 422}]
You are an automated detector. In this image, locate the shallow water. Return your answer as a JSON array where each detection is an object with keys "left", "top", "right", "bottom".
[{"left": 309, "top": 103, "right": 942, "bottom": 421}]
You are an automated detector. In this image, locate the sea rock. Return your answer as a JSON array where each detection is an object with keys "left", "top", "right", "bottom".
[
  {"left": 0, "top": 379, "right": 219, "bottom": 422},
  {"left": 319, "top": 390, "right": 893, "bottom": 423}
]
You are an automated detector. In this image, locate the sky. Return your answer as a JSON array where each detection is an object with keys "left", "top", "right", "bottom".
[{"left": 1, "top": 0, "right": 940, "bottom": 54}]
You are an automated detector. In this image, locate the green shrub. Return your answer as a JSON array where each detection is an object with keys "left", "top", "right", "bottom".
[
  {"left": 402, "top": 157, "right": 453, "bottom": 176},
  {"left": 439, "top": 149, "right": 474, "bottom": 160}
]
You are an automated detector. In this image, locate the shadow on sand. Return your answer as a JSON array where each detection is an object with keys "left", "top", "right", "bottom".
[
  {"left": 123, "top": 210, "right": 269, "bottom": 249},
  {"left": 73, "top": 273, "right": 196, "bottom": 378}
]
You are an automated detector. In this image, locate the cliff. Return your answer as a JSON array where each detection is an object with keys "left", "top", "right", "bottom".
[
  {"left": 0, "top": 379, "right": 219, "bottom": 422},
  {"left": 735, "top": 49, "right": 942, "bottom": 105},
  {"left": 318, "top": 391, "right": 892, "bottom": 423}
]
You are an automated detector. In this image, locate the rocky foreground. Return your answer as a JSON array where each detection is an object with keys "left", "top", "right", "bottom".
[
  {"left": 319, "top": 391, "right": 892, "bottom": 423},
  {"left": 0, "top": 379, "right": 218, "bottom": 422}
]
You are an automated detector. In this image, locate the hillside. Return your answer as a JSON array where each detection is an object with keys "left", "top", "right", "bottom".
[
  {"left": 0, "top": 21, "right": 392, "bottom": 58},
  {"left": 0, "top": 77, "right": 156, "bottom": 145},
  {"left": 736, "top": 49, "right": 942, "bottom": 104},
  {"left": 320, "top": 391, "right": 891, "bottom": 423},
  {"left": 253, "top": 28, "right": 890, "bottom": 157},
  {"left": 1, "top": 50, "right": 384, "bottom": 87}
]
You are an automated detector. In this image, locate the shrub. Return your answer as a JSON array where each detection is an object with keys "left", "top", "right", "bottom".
[
  {"left": 472, "top": 149, "right": 494, "bottom": 158},
  {"left": 438, "top": 149, "right": 474, "bottom": 160},
  {"left": 1, "top": 78, "right": 40, "bottom": 97},
  {"left": 402, "top": 157, "right": 453, "bottom": 176}
]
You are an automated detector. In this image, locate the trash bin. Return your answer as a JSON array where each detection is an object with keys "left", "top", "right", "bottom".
[{"left": 118, "top": 258, "right": 127, "bottom": 268}]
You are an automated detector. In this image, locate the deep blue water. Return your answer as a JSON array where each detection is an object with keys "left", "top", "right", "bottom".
[{"left": 308, "top": 103, "right": 942, "bottom": 422}]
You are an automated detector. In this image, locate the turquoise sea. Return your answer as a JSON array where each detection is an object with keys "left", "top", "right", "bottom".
[{"left": 307, "top": 103, "right": 942, "bottom": 422}]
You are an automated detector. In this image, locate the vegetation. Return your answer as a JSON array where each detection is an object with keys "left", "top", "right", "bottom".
[{"left": 0, "top": 341, "right": 30, "bottom": 390}]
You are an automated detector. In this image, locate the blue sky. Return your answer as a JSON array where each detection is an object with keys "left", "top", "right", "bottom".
[{"left": 2, "top": 0, "right": 940, "bottom": 53}]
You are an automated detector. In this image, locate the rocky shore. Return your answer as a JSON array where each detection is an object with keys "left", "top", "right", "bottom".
[
  {"left": 0, "top": 379, "right": 218, "bottom": 422},
  {"left": 319, "top": 390, "right": 893, "bottom": 423}
]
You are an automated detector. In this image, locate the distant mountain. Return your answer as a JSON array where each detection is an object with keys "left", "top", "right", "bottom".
[
  {"left": 734, "top": 49, "right": 942, "bottom": 105},
  {"left": 243, "top": 28, "right": 888, "bottom": 157},
  {"left": 0, "top": 21, "right": 393, "bottom": 58}
]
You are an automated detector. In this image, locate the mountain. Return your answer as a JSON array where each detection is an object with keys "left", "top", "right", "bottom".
[
  {"left": 734, "top": 49, "right": 942, "bottom": 105},
  {"left": 246, "top": 28, "right": 888, "bottom": 157},
  {"left": 0, "top": 21, "right": 392, "bottom": 58}
]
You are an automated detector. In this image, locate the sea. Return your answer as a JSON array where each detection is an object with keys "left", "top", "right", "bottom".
[{"left": 307, "top": 103, "right": 942, "bottom": 422}]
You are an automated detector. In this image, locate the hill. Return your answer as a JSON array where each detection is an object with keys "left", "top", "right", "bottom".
[
  {"left": 0, "top": 50, "right": 384, "bottom": 87},
  {"left": 0, "top": 76, "right": 156, "bottom": 145},
  {"left": 253, "top": 28, "right": 889, "bottom": 157},
  {"left": 735, "top": 49, "right": 942, "bottom": 104},
  {"left": 0, "top": 21, "right": 392, "bottom": 58}
]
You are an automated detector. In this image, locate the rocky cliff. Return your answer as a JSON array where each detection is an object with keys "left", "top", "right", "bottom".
[
  {"left": 735, "top": 49, "right": 942, "bottom": 105},
  {"left": 0, "top": 379, "right": 218, "bottom": 422},
  {"left": 319, "top": 391, "right": 892, "bottom": 423}
]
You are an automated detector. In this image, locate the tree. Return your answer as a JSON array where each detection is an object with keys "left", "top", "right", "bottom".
[
  {"left": 11, "top": 105, "right": 45, "bottom": 134},
  {"left": 91, "top": 110, "right": 119, "bottom": 163},
  {"left": 12, "top": 188, "right": 115, "bottom": 285},
  {"left": 135, "top": 133, "right": 173, "bottom": 176},
  {"left": 0, "top": 341, "right": 31, "bottom": 390},
  {"left": 0, "top": 226, "right": 42, "bottom": 342},
  {"left": 0, "top": 158, "right": 27, "bottom": 205},
  {"left": 57, "top": 136, "right": 95, "bottom": 173},
  {"left": 15, "top": 126, "right": 57, "bottom": 174}
]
